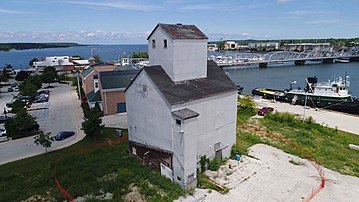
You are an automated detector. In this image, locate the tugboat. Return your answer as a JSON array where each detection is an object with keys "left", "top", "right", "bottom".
[{"left": 252, "top": 75, "right": 359, "bottom": 115}]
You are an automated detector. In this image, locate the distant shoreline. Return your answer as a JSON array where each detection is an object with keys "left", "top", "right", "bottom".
[{"left": 0, "top": 43, "right": 86, "bottom": 51}]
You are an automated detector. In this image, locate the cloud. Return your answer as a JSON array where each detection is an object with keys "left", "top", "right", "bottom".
[
  {"left": 0, "top": 8, "right": 28, "bottom": 14},
  {"left": 276, "top": 0, "right": 294, "bottom": 3},
  {"left": 0, "top": 30, "right": 149, "bottom": 44},
  {"left": 60, "top": 0, "right": 161, "bottom": 11}
]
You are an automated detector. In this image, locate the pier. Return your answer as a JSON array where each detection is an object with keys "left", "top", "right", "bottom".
[{"left": 211, "top": 48, "right": 359, "bottom": 68}]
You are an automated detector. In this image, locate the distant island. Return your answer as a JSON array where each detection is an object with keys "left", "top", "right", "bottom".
[{"left": 0, "top": 43, "right": 85, "bottom": 51}]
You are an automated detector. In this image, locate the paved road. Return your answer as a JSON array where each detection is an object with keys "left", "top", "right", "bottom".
[
  {"left": 257, "top": 98, "right": 359, "bottom": 135},
  {"left": 0, "top": 83, "right": 85, "bottom": 165}
]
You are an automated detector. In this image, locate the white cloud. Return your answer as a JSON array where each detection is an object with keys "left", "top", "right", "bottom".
[
  {"left": 277, "top": 0, "right": 294, "bottom": 3},
  {"left": 0, "top": 8, "right": 28, "bottom": 14},
  {"left": 0, "top": 30, "right": 149, "bottom": 43},
  {"left": 60, "top": 1, "right": 161, "bottom": 11}
]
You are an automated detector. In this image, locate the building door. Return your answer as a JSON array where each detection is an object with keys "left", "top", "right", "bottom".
[
  {"left": 117, "top": 102, "right": 126, "bottom": 113},
  {"left": 215, "top": 149, "right": 222, "bottom": 160}
]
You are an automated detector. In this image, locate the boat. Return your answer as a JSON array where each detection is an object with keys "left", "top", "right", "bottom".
[
  {"left": 252, "top": 75, "right": 359, "bottom": 115},
  {"left": 335, "top": 58, "right": 350, "bottom": 63}
]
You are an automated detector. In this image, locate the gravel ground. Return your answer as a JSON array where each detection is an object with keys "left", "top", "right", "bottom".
[{"left": 176, "top": 144, "right": 359, "bottom": 202}]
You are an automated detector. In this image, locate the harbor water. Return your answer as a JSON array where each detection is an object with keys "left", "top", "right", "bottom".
[{"left": 1, "top": 45, "right": 358, "bottom": 96}]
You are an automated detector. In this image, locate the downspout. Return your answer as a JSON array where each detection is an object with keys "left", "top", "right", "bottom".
[{"left": 104, "top": 91, "right": 108, "bottom": 115}]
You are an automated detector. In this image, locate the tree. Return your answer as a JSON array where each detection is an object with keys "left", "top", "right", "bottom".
[
  {"left": 81, "top": 104, "right": 104, "bottom": 142},
  {"left": 15, "top": 70, "right": 30, "bottom": 81},
  {"left": 5, "top": 108, "right": 37, "bottom": 139},
  {"left": 216, "top": 41, "right": 225, "bottom": 50},
  {"left": 41, "top": 66, "right": 58, "bottom": 86},
  {"left": 29, "top": 57, "right": 39, "bottom": 67},
  {"left": 20, "top": 82, "right": 38, "bottom": 97},
  {"left": 11, "top": 100, "right": 25, "bottom": 114},
  {"left": 34, "top": 132, "right": 53, "bottom": 153}
]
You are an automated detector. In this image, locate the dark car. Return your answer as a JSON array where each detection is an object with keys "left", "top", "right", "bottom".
[
  {"left": 55, "top": 131, "right": 75, "bottom": 141},
  {"left": 257, "top": 107, "right": 274, "bottom": 116},
  {"left": 7, "top": 87, "right": 14, "bottom": 92},
  {"left": 0, "top": 115, "right": 11, "bottom": 123}
]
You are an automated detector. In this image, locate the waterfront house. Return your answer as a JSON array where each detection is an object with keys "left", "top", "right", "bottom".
[
  {"left": 98, "top": 70, "right": 138, "bottom": 115},
  {"left": 125, "top": 23, "right": 238, "bottom": 188},
  {"left": 81, "top": 64, "right": 117, "bottom": 108},
  {"left": 34, "top": 56, "right": 89, "bottom": 71}
]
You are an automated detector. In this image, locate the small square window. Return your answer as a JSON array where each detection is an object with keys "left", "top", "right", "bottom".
[
  {"left": 163, "top": 39, "right": 167, "bottom": 49},
  {"left": 176, "top": 119, "right": 181, "bottom": 126},
  {"left": 152, "top": 39, "right": 156, "bottom": 49},
  {"left": 95, "top": 82, "right": 99, "bottom": 88},
  {"left": 177, "top": 176, "right": 181, "bottom": 181}
]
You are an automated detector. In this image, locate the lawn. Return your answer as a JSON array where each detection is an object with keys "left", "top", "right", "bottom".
[
  {"left": 0, "top": 128, "right": 183, "bottom": 201},
  {"left": 235, "top": 97, "right": 359, "bottom": 178}
]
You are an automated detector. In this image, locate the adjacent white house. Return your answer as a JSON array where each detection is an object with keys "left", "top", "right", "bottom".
[
  {"left": 125, "top": 23, "right": 238, "bottom": 188},
  {"left": 34, "top": 56, "right": 89, "bottom": 71}
]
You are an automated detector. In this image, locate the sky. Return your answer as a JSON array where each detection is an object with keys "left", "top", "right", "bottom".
[{"left": 0, "top": 0, "right": 358, "bottom": 44}]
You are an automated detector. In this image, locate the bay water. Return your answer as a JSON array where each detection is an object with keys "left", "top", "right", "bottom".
[{"left": 1, "top": 45, "right": 358, "bottom": 96}]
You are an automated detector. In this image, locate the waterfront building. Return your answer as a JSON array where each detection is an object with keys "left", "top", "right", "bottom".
[
  {"left": 34, "top": 56, "right": 89, "bottom": 71},
  {"left": 125, "top": 23, "right": 237, "bottom": 188},
  {"left": 248, "top": 42, "right": 279, "bottom": 51},
  {"left": 283, "top": 43, "right": 333, "bottom": 52},
  {"left": 224, "top": 41, "right": 238, "bottom": 50},
  {"left": 207, "top": 43, "right": 218, "bottom": 51}
]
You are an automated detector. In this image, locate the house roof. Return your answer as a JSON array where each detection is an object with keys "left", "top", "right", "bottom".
[
  {"left": 73, "top": 60, "right": 90, "bottom": 65},
  {"left": 136, "top": 60, "right": 237, "bottom": 106},
  {"left": 86, "top": 90, "right": 102, "bottom": 102},
  {"left": 147, "top": 23, "right": 208, "bottom": 40},
  {"left": 113, "top": 64, "right": 136, "bottom": 71},
  {"left": 172, "top": 108, "right": 199, "bottom": 120},
  {"left": 81, "top": 66, "right": 94, "bottom": 78},
  {"left": 99, "top": 70, "right": 139, "bottom": 90}
]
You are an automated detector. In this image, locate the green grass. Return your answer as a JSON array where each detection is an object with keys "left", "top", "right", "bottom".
[
  {"left": 0, "top": 128, "right": 183, "bottom": 201},
  {"left": 235, "top": 99, "right": 359, "bottom": 178}
]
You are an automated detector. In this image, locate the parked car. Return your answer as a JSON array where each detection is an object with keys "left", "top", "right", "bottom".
[
  {"left": 13, "top": 87, "right": 20, "bottom": 92},
  {"left": 0, "top": 127, "right": 6, "bottom": 137},
  {"left": 257, "top": 107, "right": 274, "bottom": 116},
  {"left": 0, "top": 115, "right": 12, "bottom": 123},
  {"left": 55, "top": 131, "right": 75, "bottom": 141},
  {"left": 7, "top": 87, "right": 13, "bottom": 92}
]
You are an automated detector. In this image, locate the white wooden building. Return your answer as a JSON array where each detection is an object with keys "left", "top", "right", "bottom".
[{"left": 125, "top": 23, "right": 238, "bottom": 188}]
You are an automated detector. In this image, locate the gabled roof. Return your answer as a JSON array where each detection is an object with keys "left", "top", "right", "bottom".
[
  {"left": 86, "top": 90, "right": 102, "bottom": 102},
  {"left": 113, "top": 65, "right": 136, "bottom": 71},
  {"left": 99, "top": 70, "right": 139, "bottom": 90},
  {"left": 81, "top": 66, "right": 94, "bottom": 78},
  {"left": 147, "top": 23, "right": 208, "bottom": 40},
  {"left": 129, "top": 61, "right": 237, "bottom": 106}
]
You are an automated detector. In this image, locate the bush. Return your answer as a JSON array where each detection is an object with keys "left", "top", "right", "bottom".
[{"left": 207, "top": 157, "right": 223, "bottom": 171}]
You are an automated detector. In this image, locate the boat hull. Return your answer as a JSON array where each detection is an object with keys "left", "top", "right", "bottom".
[{"left": 252, "top": 88, "right": 359, "bottom": 115}]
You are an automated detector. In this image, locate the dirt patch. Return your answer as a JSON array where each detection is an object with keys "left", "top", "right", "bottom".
[
  {"left": 123, "top": 184, "right": 146, "bottom": 202},
  {"left": 21, "top": 194, "right": 55, "bottom": 202}
]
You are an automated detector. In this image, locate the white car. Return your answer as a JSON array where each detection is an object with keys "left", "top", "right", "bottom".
[{"left": 0, "top": 127, "right": 8, "bottom": 142}]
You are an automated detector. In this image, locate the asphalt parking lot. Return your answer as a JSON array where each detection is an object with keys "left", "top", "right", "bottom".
[{"left": 0, "top": 82, "right": 84, "bottom": 165}]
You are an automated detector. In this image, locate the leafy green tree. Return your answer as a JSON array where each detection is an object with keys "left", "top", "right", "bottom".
[
  {"left": 11, "top": 100, "right": 25, "bottom": 114},
  {"left": 81, "top": 105, "right": 104, "bottom": 142},
  {"left": 34, "top": 132, "right": 53, "bottom": 153},
  {"left": 26, "top": 75, "right": 42, "bottom": 89},
  {"left": 41, "top": 66, "right": 58, "bottom": 86},
  {"left": 15, "top": 70, "right": 30, "bottom": 81},
  {"left": 216, "top": 41, "right": 225, "bottom": 50},
  {"left": 29, "top": 57, "right": 39, "bottom": 67},
  {"left": 20, "top": 82, "right": 38, "bottom": 97},
  {"left": 5, "top": 108, "right": 37, "bottom": 138}
]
